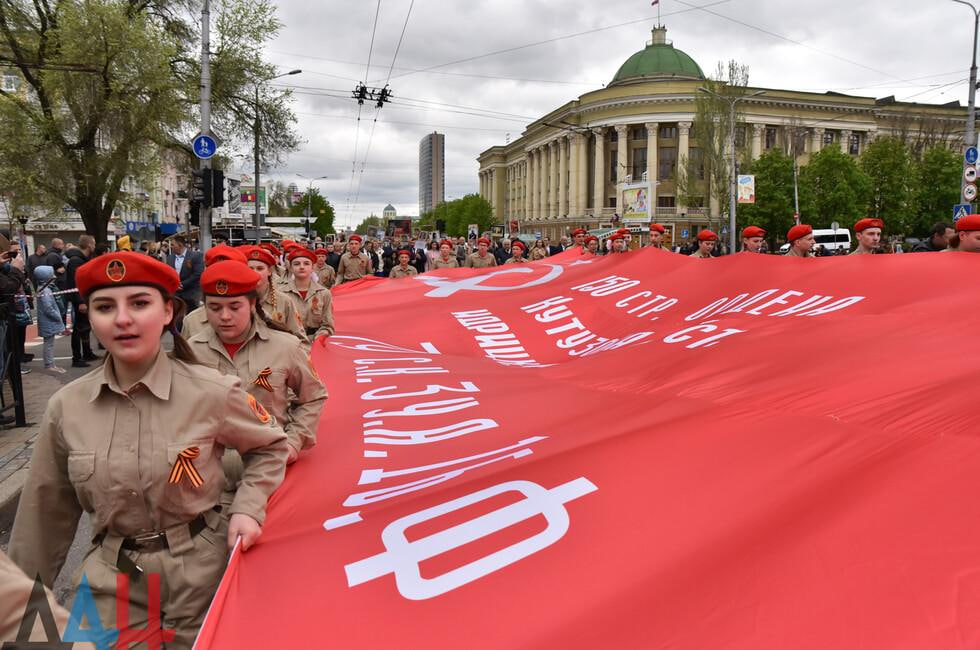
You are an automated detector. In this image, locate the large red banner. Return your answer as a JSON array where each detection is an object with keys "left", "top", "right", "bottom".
[{"left": 197, "top": 249, "right": 980, "bottom": 649}]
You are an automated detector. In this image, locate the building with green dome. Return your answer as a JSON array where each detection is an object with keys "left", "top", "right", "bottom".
[{"left": 477, "top": 26, "right": 964, "bottom": 247}]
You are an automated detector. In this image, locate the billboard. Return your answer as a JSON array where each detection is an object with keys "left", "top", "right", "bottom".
[
  {"left": 240, "top": 186, "right": 268, "bottom": 211},
  {"left": 622, "top": 184, "right": 651, "bottom": 222},
  {"left": 737, "top": 175, "right": 756, "bottom": 204}
]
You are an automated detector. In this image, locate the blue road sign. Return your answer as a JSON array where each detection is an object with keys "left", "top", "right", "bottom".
[
  {"left": 193, "top": 134, "right": 217, "bottom": 159},
  {"left": 966, "top": 147, "right": 979, "bottom": 165},
  {"left": 681, "top": 229, "right": 690, "bottom": 238},
  {"left": 953, "top": 203, "right": 974, "bottom": 222}
]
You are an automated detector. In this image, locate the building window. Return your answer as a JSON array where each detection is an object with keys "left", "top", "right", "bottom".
[
  {"left": 631, "top": 126, "right": 647, "bottom": 141},
  {"left": 849, "top": 133, "right": 860, "bottom": 155},
  {"left": 823, "top": 132, "right": 835, "bottom": 147},
  {"left": 690, "top": 148, "right": 705, "bottom": 180},
  {"left": 1, "top": 75, "right": 16, "bottom": 92},
  {"left": 735, "top": 126, "right": 746, "bottom": 148},
  {"left": 659, "top": 147, "right": 677, "bottom": 180},
  {"left": 765, "top": 127, "right": 777, "bottom": 150},
  {"left": 609, "top": 130, "right": 618, "bottom": 143},
  {"left": 610, "top": 156, "right": 618, "bottom": 183},
  {"left": 657, "top": 196, "right": 676, "bottom": 208},
  {"left": 659, "top": 126, "right": 678, "bottom": 139},
  {"left": 631, "top": 147, "right": 647, "bottom": 179},
  {"left": 688, "top": 197, "right": 705, "bottom": 208}
]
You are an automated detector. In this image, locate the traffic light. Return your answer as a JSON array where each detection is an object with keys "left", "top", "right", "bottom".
[
  {"left": 189, "top": 200, "right": 201, "bottom": 227},
  {"left": 211, "top": 169, "right": 225, "bottom": 208},
  {"left": 191, "top": 168, "right": 213, "bottom": 208}
]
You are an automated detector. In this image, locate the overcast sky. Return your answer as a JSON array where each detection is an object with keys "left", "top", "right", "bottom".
[{"left": 246, "top": 0, "right": 971, "bottom": 228}]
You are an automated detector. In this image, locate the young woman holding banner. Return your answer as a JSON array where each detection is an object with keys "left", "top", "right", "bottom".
[{"left": 7, "top": 252, "right": 289, "bottom": 647}]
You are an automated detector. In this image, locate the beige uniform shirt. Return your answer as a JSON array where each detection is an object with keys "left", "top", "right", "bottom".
[
  {"left": 689, "top": 250, "right": 712, "bottom": 258},
  {"left": 849, "top": 247, "right": 873, "bottom": 255},
  {"left": 181, "top": 287, "right": 309, "bottom": 345},
  {"left": 503, "top": 256, "right": 529, "bottom": 264},
  {"left": 8, "top": 349, "right": 288, "bottom": 587},
  {"left": 465, "top": 252, "right": 497, "bottom": 268},
  {"left": 785, "top": 247, "right": 810, "bottom": 258},
  {"left": 430, "top": 256, "right": 459, "bottom": 269},
  {"left": 337, "top": 252, "right": 372, "bottom": 283},
  {"left": 316, "top": 264, "right": 336, "bottom": 288},
  {"left": 188, "top": 319, "right": 326, "bottom": 457},
  {"left": 281, "top": 277, "right": 335, "bottom": 339},
  {"left": 389, "top": 264, "right": 418, "bottom": 278}
]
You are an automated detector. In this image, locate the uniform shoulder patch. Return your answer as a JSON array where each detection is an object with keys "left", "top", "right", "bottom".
[{"left": 247, "top": 393, "right": 271, "bottom": 423}]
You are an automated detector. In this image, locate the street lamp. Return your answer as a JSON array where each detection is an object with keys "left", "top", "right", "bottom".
[
  {"left": 952, "top": 0, "right": 979, "bottom": 205},
  {"left": 253, "top": 69, "right": 301, "bottom": 235},
  {"left": 298, "top": 173, "right": 327, "bottom": 242},
  {"left": 697, "top": 87, "right": 765, "bottom": 253}
]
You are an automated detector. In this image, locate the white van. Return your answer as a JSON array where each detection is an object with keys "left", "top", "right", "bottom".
[{"left": 779, "top": 228, "right": 852, "bottom": 254}]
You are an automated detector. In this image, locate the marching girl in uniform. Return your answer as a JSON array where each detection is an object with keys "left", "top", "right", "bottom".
[
  {"left": 281, "top": 247, "right": 335, "bottom": 341},
  {"left": 8, "top": 252, "right": 289, "bottom": 647},
  {"left": 239, "top": 245, "right": 309, "bottom": 344},
  {"left": 188, "top": 260, "right": 327, "bottom": 467},
  {"left": 181, "top": 244, "right": 248, "bottom": 338}
]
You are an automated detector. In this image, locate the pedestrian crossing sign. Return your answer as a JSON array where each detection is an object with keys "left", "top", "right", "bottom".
[{"left": 953, "top": 204, "right": 973, "bottom": 222}]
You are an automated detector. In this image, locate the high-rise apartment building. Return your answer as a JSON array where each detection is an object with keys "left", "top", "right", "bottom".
[{"left": 419, "top": 132, "right": 445, "bottom": 215}]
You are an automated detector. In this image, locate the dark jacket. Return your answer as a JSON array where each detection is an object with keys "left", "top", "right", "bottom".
[
  {"left": 65, "top": 248, "right": 90, "bottom": 305},
  {"left": 326, "top": 251, "right": 341, "bottom": 271},
  {"left": 912, "top": 238, "right": 944, "bottom": 252},
  {"left": 494, "top": 245, "right": 511, "bottom": 266},
  {"left": 44, "top": 248, "right": 67, "bottom": 289},
  {"left": 166, "top": 249, "right": 204, "bottom": 299}
]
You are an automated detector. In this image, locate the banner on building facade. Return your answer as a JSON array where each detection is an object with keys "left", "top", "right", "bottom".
[
  {"left": 197, "top": 249, "right": 980, "bottom": 649},
  {"left": 621, "top": 183, "right": 651, "bottom": 222},
  {"left": 737, "top": 174, "right": 756, "bottom": 204}
]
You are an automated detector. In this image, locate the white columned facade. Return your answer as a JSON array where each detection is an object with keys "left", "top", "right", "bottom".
[
  {"left": 751, "top": 124, "right": 764, "bottom": 160},
  {"left": 549, "top": 140, "right": 559, "bottom": 217},
  {"left": 840, "top": 129, "right": 852, "bottom": 154},
  {"left": 527, "top": 151, "right": 536, "bottom": 220},
  {"left": 575, "top": 133, "right": 589, "bottom": 217},
  {"left": 568, "top": 134, "right": 580, "bottom": 216},
  {"left": 558, "top": 136, "right": 569, "bottom": 217},
  {"left": 812, "top": 128, "right": 825, "bottom": 154},
  {"left": 524, "top": 157, "right": 532, "bottom": 220},
  {"left": 645, "top": 122, "right": 659, "bottom": 208},
  {"left": 592, "top": 128, "right": 606, "bottom": 213},
  {"left": 537, "top": 146, "right": 547, "bottom": 220},
  {"left": 676, "top": 121, "right": 692, "bottom": 215},
  {"left": 615, "top": 124, "right": 629, "bottom": 186}
]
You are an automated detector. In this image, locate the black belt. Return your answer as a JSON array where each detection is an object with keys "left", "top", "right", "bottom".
[
  {"left": 305, "top": 327, "right": 318, "bottom": 336},
  {"left": 120, "top": 513, "right": 209, "bottom": 552}
]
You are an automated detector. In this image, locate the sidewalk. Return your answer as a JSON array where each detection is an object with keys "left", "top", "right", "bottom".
[{"left": 0, "top": 367, "right": 65, "bottom": 532}]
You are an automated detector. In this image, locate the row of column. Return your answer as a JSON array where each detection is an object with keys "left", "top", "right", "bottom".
[{"left": 482, "top": 123, "right": 874, "bottom": 221}]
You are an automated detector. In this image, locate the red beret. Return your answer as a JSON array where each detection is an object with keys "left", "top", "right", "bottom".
[
  {"left": 787, "top": 224, "right": 813, "bottom": 242},
  {"left": 314, "top": 248, "right": 328, "bottom": 257},
  {"left": 585, "top": 235, "right": 598, "bottom": 244},
  {"left": 616, "top": 228, "right": 629, "bottom": 235},
  {"left": 348, "top": 235, "right": 362, "bottom": 243},
  {"left": 854, "top": 218, "right": 884, "bottom": 233},
  {"left": 440, "top": 239, "right": 453, "bottom": 248},
  {"left": 260, "top": 243, "right": 280, "bottom": 256},
  {"left": 281, "top": 240, "right": 296, "bottom": 248},
  {"left": 477, "top": 237, "right": 491, "bottom": 246},
  {"left": 397, "top": 248, "right": 412, "bottom": 258},
  {"left": 76, "top": 252, "right": 179, "bottom": 300},
  {"left": 697, "top": 230, "right": 718, "bottom": 242},
  {"left": 956, "top": 214, "right": 980, "bottom": 231},
  {"left": 649, "top": 223, "right": 665, "bottom": 234},
  {"left": 572, "top": 228, "right": 587, "bottom": 236},
  {"left": 287, "top": 248, "right": 317, "bottom": 264},
  {"left": 241, "top": 245, "right": 277, "bottom": 268},
  {"left": 742, "top": 226, "right": 766, "bottom": 239},
  {"left": 202, "top": 260, "right": 260, "bottom": 297},
  {"left": 609, "top": 233, "right": 625, "bottom": 242},
  {"left": 511, "top": 240, "right": 526, "bottom": 251},
  {"left": 204, "top": 245, "right": 247, "bottom": 267}
]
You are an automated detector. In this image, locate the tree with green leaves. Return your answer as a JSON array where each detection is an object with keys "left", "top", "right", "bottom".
[
  {"left": 355, "top": 214, "right": 382, "bottom": 235},
  {"left": 288, "top": 188, "right": 334, "bottom": 237},
  {"left": 677, "top": 60, "right": 750, "bottom": 222},
  {"left": 798, "top": 147, "right": 871, "bottom": 228},
  {"left": 737, "top": 149, "right": 796, "bottom": 245},
  {"left": 911, "top": 145, "right": 960, "bottom": 237},
  {"left": 0, "top": 0, "right": 299, "bottom": 241},
  {"left": 859, "top": 137, "right": 913, "bottom": 231}
]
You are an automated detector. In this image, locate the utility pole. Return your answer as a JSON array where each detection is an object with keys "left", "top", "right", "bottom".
[
  {"left": 698, "top": 87, "right": 765, "bottom": 254},
  {"left": 253, "top": 69, "right": 301, "bottom": 241},
  {"left": 199, "top": 0, "right": 212, "bottom": 250},
  {"left": 952, "top": 0, "right": 979, "bottom": 207}
]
